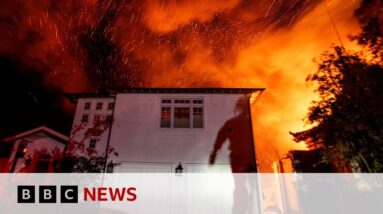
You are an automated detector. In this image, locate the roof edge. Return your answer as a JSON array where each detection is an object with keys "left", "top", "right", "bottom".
[
  {"left": 2, "top": 126, "right": 68, "bottom": 143},
  {"left": 64, "top": 87, "right": 265, "bottom": 102}
]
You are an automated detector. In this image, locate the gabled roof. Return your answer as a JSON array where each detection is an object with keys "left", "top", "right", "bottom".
[
  {"left": 64, "top": 87, "right": 266, "bottom": 102},
  {"left": 1, "top": 126, "right": 68, "bottom": 144}
]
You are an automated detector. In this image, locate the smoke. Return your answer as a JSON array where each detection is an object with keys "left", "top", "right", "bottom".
[
  {"left": 0, "top": 0, "right": 328, "bottom": 90},
  {"left": 0, "top": 0, "right": 363, "bottom": 161}
]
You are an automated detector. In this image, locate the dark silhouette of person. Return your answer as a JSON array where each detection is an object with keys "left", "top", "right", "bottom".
[
  {"left": 209, "top": 96, "right": 256, "bottom": 173},
  {"left": 209, "top": 96, "right": 259, "bottom": 214}
]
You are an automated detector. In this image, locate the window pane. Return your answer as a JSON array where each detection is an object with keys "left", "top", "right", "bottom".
[
  {"left": 193, "top": 107, "right": 203, "bottom": 128},
  {"left": 161, "top": 99, "right": 171, "bottom": 104},
  {"left": 84, "top": 102, "right": 91, "bottom": 110},
  {"left": 108, "top": 102, "right": 114, "bottom": 110},
  {"left": 161, "top": 107, "right": 171, "bottom": 128},
  {"left": 81, "top": 114, "right": 89, "bottom": 122},
  {"left": 89, "top": 139, "right": 97, "bottom": 149},
  {"left": 96, "top": 102, "right": 103, "bottom": 110},
  {"left": 174, "top": 99, "right": 190, "bottom": 104},
  {"left": 174, "top": 107, "right": 190, "bottom": 128}
]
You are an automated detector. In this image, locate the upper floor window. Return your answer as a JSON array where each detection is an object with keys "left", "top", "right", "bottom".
[
  {"left": 96, "top": 102, "right": 103, "bottom": 110},
  {"left": 84, "top": 102, "right": 91, "bottom": 110},
  {"left": 160, "top": 98, "right": 204, "bottom": 128},
  {"left": 161, "top": 99, "right": 171, "bottom": 104},
  {"left": 108, "top": 102, "right": 115, "bottom": 110},
  {"left": 193, "top": 107, "right": 203, "bottom": 128},
  {"left": 81, "top": 114, "right": 89, "bottom": 123},
  {"left": 160, "top": 107, "right": 171, "bottom": 128}
]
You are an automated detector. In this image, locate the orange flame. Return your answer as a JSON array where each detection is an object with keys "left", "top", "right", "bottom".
[{"left": 0, "top": 0, "right": 362, "bottom": 166}]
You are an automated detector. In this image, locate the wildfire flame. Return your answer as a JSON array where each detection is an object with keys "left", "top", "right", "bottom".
[{"left": 0, "top": 0, "right": 362, "bottom": 164}]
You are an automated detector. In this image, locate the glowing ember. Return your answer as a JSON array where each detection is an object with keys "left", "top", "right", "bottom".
[{"left": 0, "top": 0, "right": 362, "bottom": 162}]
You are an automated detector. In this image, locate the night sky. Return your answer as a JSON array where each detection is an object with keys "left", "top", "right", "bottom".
[{"left": 0, "top": 56, "right": 72, "bottom": 138}]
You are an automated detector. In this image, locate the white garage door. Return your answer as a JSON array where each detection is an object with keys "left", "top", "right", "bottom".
[
  {"left": 114, "top": 162, "right": 173, "bottom": 173},
  {"left": 111, "top": 163, "right": 251, "bottom": 214}
]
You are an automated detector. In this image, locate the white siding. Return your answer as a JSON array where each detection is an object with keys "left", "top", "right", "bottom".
[
  {"left": 11, "top": 133, "right": 66, "bottom": 172},
  {"left": 108, "top": 93, "right": 250, "bottom": 168},
  {"left": 69, "top": 98, "right": 114, "bottom": 156}
]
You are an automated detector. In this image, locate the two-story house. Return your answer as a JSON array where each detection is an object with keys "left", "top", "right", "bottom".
[{"left": 67, "top": 88, "right": 265, "bottom": 173}]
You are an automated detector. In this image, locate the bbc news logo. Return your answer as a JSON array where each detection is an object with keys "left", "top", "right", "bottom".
[
  {"left": 18, "top": 185, "right": 78, "bottom": 203},
  {"left": 17, "top": 185, "right": 137, "bottom": 203}
]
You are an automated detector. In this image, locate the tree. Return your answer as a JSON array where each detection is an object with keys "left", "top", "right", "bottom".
[
  {"left": 291, "top": 15, "right": 383, "bottom": 172},
  {"left": 61, "top": 116, "right": 118, "bottom": 173}
]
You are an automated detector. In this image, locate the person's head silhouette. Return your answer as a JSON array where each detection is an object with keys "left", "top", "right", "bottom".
[{"left": 234, "top": 96, "right": 248, "bottom": 117}]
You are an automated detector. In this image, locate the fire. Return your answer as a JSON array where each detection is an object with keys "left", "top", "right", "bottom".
[
  {"left": 142, "top": 0, "right": 241, "bottom": 33},
  {"left": 236, "top": 0, "right": 361, "bottom": 156},
  {"left": 0, "top": 0, "right": 362, "bottom": 165}
]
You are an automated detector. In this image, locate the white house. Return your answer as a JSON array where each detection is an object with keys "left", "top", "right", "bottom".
[
  {"left": 0, "top": 126, "right": 68, "bottom": 172},
  {"left": 67, "top": 88, "right": 265, "bottom": 173}
]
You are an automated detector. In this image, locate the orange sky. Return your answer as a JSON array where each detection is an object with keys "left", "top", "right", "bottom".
[
  {"left": 135, "top": 0, "right": 362, "bottom": 158},
  {"left": 0, "top": 0, "right": 363, "bottom": 160}
]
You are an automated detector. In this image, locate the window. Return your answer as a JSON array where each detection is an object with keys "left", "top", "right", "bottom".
[
  {"left": 84, "top": 102, "right": 91, "bottom": 110},
  {"left": 160, "top": 107, "right": 171, "bottom": 128},
  {"left": 174, "top": 99, "right": 190, "bottom": 104},
  {"left": 81, "top": 114, "right": 89, "bottom": 123},
  {"left": 108, "top": 102, "right": 114, "bottom": 110},
  {"left": 96, "top": 102, "right": 103, "bottom": 110},
  {"left": 89, "top": 139, "right": 97, "bottom": 149},
  {"left": 193, "top": 100, "right": 203, "bottom": 104},
  {"left": 161, "top": 99, "right": 171, "bottom": 104},
  {"left": 193, "top": 107, "right": 203, "bottom": 128},
  {"left": 106, "top": 115, "right": 113, "bottom": 123},
  {"left": 174, "top": 107, "right": 190, "bottom": 128},
  {"left": 94, "top": 114, "right": 101, "bottom": 122},
  {"left": 160, "top": 98, "right": 204, "bottom": 128}
]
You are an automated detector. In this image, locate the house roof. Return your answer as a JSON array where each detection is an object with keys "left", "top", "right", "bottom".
[
  {"left": 1, "top": 126, "right": 68, "bottom": 144},
  {"left": 65, "top": 87, "right": 266, "bottom": 102}
]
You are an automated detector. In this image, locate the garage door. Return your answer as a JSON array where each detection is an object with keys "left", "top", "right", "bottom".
[{"left": 114, "top": 162, "right": 173, "bottom": 173}]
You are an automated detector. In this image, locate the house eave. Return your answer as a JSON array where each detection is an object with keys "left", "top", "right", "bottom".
[{"left": 64, "top": 87, "right": 266, "bottom": 103}]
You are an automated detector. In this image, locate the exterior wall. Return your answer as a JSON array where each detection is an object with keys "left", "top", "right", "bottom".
[
  {"left": 108, "top": 93, "right": 255, "bottom": 172},
  {"left": 69, "top": 97, "right": 115, "bottom": 157}
]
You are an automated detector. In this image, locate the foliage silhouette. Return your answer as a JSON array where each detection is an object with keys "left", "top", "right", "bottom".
[
  {"left": 61, "top": 115, "right": 117, "bottom": 173},
  {"left": 291, "top": 14, "right": 383, "bottom": 172}
]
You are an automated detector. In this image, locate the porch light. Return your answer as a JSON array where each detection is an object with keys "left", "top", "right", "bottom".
[{"left": 175, "top": 162, "right": 183, "bottom": 174}]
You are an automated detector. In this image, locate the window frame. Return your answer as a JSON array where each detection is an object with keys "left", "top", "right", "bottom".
[
  {"left": 96, "top": 102, "right": 103, "bottom": 110},
  {"left": 173, "top": 107, "right": 191, "bottom": 128},
  {"left": 160, "top": 106, "right": 172, "bottom": 128},
  {"left": 160, "top": 98, "right": 204, "bottom": 129},
  {"left": 108, "top": 102, "right": 115, "bottom": 110},
  {"left": 89, "top": 138, "right": 97, "bottom": 149},
  {"left": 81, "top": 114, "right": 89, "bottom": 123},
  {"left": 84, "top": 102, "right": 91, "bottom": 110}
]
